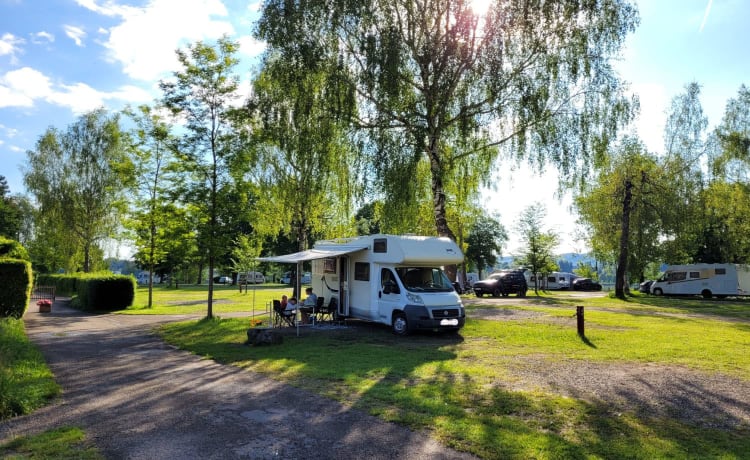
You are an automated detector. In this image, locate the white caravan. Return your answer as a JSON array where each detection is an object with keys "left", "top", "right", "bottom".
[
  {"left": 650, "top": 263, "right": 750, "bottom": 298},
  {"left": 261, "top": 234, "right": 466, "bottom": 335},
  {"left": 544, "top": 272, "right": 578, "bottom": 290}
]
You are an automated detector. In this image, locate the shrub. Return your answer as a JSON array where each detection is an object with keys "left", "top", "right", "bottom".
[
  {"left": 73, "top": 273, "right": 135, "bottom": 311},
  {"left": 0, "top": 259, "right": 32, "bottom": 319},
  {"left": 0, "top": 237, "right": 30, "bottom": 261},
  {"left": 35, "top": 274, "right": 80, "bottom": 297}
]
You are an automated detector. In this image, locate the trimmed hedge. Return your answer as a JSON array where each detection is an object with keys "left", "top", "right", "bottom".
[
  {"left": 0, "top": 237, "right": 30, "bottom": 261},
  {"left": 72, "top": 273, "right": 135, "bottom": 311},
  {"left": 0, "top": 259, "right": 33, "bottom": 319},
  {"left": 34, "top": 273, "right": 81, "bottom": 297}
]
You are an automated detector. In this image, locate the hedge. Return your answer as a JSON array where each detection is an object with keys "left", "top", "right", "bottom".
[
  {"left": 0, "top": 237, "right": 29, "bottom": 261},
  {"left": 34, "top": 273, "right": 81, "bottom": 297},
  {"left": 71, "top": 273, "right": 135, "bottom": 311},
  {"left": 0, "top": 258, "right": 33, "bottom": 319}
]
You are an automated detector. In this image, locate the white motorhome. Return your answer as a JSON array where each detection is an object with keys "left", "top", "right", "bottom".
[
  {"left": 261, "top": 234, "right": 465, "bottom": 335},
  {"left": 650, "top": 263, "right": 750, "bottom": 298}
]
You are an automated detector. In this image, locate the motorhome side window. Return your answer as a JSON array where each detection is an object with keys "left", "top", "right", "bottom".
[
  {"left": 354, "top": 262, "right": 370, "bottom": 281},
  {"left": 715, "top": 268, "right": 726, "bottom": 275},
  {"left": 667, "top": 272, "right": 686, "bottom": 282},
  {"left": 689, "top": 271, "right": 700, "bottom": 278},
  {"left": 373, "top": 238, "right": 387, "bottom": 253}
]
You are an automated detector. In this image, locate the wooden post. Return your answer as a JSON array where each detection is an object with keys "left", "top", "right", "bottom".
[{"left": 576, "top": 306, "right": 584, "bottom": 336}]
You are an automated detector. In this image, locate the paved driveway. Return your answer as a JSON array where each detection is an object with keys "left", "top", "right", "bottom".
[{"left": 1, "top": 303, "right": 476, "bottom": 460}]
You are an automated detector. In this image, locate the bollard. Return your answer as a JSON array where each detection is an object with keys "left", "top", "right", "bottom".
[{"left": 576, "top": 306, "right": 584, "bottom": 337}]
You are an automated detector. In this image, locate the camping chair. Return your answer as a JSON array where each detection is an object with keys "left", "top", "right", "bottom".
[
  {"left": 311, "top": 296, "right": 325, "bottom": 324},
  {"left": 273, "top": 299, "right": 296, "bottom": 327},
  {"left": 318, "top": 297, "right": 337, "bottom": 323}
]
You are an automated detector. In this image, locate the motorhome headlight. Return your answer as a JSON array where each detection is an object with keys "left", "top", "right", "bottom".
[{"left": 406, "top": 292, "right": 424, "bottom": 305}]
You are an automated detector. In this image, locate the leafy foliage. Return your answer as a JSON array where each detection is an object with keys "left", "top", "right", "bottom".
[
  {"left": 23, "top": 109, "right": 129, "bottom": 272},
  {"left": 465, "top": 215, "right": 508, "bottom": 278},
  {"left": 257, "top": 0, "right": 638, "bottom": 246}
]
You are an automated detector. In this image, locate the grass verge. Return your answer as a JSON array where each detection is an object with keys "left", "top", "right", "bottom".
[
  {"left": 0, "top": 426, "right": 102, "bottom": 459},
  {"left": 0, "top": 318, "right": 60, "bottom": 420},
  {"left": 159, "top": 297, "right": 750, "bottom": 459}
]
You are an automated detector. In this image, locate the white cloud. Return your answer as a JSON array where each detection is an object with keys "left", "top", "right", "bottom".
[
  {"left": 31, "top": 31, "right": 55, "bottom": 44},
  {"left": 83, "top": 0, "right": 234, "bottom": 81},
  {"left": 0, "top": 33, "right": 24, "bottom": 64},
  {"left": 64, "top": 25, "right": 87, "bottom": 47},
  {"left": 0, "top": 66, "right": 153, "bottom": 113},
  {"left": 237, "top": 35, "right": 266, "bottom": 58},
  {"left": 631, "top": 82, "right": 669, "bottom": 154},
  {"left": 0, "top": 67, "right": 53, "bottom": 107}
]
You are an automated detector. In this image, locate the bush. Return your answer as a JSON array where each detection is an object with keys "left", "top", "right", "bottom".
[
  {"left": 0, "top": 237, "right": 30, "bottom": 261},
  {"left": 73, "top": 274, "right": 135, "bottom": 311},
  {"left": 0, "top": 259, "right": 32, "bottom": 319},
  {"left": 35, "top": 273, "right": 80, "bottom": 297}
]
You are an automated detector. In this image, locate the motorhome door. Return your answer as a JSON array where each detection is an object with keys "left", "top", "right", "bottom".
[{"left": 339, "top": 257, "right": 349, "bottom": 317}]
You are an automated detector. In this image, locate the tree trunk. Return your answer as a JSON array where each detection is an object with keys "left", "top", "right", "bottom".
[
  {"left": 615, "top": 179, "right": 633, "bottom": 299},
  {"left": 428, "top": 138, "right": 457, "bottom": 281}
]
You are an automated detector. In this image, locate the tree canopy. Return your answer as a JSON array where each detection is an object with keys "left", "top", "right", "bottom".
[{"left": 257, "top": 0, "right": 638, "bottom": 249}]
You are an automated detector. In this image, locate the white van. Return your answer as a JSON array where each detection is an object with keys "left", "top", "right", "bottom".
[
  {"left": 260, "top": 234, "right": 465, "bottom": 335},
  {"left": 650, "top": 263, "right": 750, "bottom": 298}
]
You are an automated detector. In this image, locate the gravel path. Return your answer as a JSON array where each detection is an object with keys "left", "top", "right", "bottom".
[{"left": 0, "top": 302, "right": 477, "bottom": 460}]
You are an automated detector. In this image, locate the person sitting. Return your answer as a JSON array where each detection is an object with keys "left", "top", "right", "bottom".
[
  {"left": 280, "top": 295, "right": 289, "bottom": 311},
  {"left": 285, "top": 297, "right": 298, "bottom": 314},
  {"left": 300, "top": 288, "right": 317, "bottom": 324},
  {"left": 303, "top": 287, "right": 318, "bottom": 308}
]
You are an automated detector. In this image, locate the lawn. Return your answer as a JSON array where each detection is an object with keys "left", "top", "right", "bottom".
[
  {"left": 122, "top": 283, "right": 294, "bottom": 318},
  {"left": 158, "top": 290, "right": 750, "bottom": 459},
  {"left": 0, "top": 318, "right": 60, "bottom": 421}
]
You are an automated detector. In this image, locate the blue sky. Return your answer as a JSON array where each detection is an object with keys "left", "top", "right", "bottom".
[{"left": 1, "top": 0, "right": 749, "bottom": 254}]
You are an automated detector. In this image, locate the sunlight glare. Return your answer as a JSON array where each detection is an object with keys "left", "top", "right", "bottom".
[{"left": 468, "top": 0, "right": 491, "bottom": 16}]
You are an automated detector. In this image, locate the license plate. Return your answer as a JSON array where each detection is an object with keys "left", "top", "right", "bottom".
[{"left": 440, "top": 319, "right": 459, "bottom": 326}]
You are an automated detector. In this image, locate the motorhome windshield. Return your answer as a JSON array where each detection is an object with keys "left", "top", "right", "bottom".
[{"left": 396, "top": 267, "right": 454, "bottom": 292}]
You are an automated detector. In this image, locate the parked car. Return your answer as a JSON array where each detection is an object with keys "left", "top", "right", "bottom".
[
  {"left": 214, "top": 276, "right": 232, "bottom": 284},
  {"left": 572, "top": 278, "right": 602, "bottom": 291},
  {"left": 472, "top": 270, "right": 528, "bottom": 297},
  {"left": 639, "top": 280, "right": 654, "bottom": 293},
  {"left": 279, "top": 271, "right": 311, "bottom": 284}
]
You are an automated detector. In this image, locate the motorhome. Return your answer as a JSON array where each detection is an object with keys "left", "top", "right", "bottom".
[
  {"left": 260, "top": 234, "right": 465, "bottom": 335},
  {"left": 650, "top": 263, "right": 750, "bottom": 298},
  {"left": 238, "top": 271, "right": 265, "bottom": 284}
]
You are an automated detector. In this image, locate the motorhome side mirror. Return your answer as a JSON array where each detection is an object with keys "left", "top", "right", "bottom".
[{"left": 383, "top": 280, "right": 399, "bottom": 294}]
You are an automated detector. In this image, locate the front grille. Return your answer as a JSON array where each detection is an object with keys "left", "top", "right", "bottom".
[{"left": 429, "top": 308, "right": 461, "bottom": 318}]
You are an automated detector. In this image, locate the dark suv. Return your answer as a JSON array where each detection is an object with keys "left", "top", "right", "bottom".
[{"left": 472, "top": 270, "right": 528, "bottom": 298}]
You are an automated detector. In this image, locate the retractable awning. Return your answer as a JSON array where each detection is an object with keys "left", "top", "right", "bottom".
[{"left": 257, "top": 244, "right": 367, "bottom": 263}]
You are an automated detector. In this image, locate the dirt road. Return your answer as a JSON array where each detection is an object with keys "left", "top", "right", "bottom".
[{"left": 1, "top": 302, "right": 477, "bottom": 460}]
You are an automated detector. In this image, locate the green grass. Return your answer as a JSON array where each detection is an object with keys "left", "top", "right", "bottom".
[
  {"left": 122, "top": 283, "right": 293, "bottom": 317},
  {"left": 0, "top": 426, "right": 103, "bottom": 459},
  {"left": 0, "top": 318, "right": 60, "bottom": 421},
  {"left": 159, "top": 294, "right": 750, "bottom": 459}
]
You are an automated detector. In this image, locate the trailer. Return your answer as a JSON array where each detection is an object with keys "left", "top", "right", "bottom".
[
  {"left": 543, "top": 272, "right": 578, "bottom": 290},
  {"left": 260, "top": 234, "right": 465, "bottom": 335},
  {"left": 650, "top": 263, "right": 750, "bottom": 299}
]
